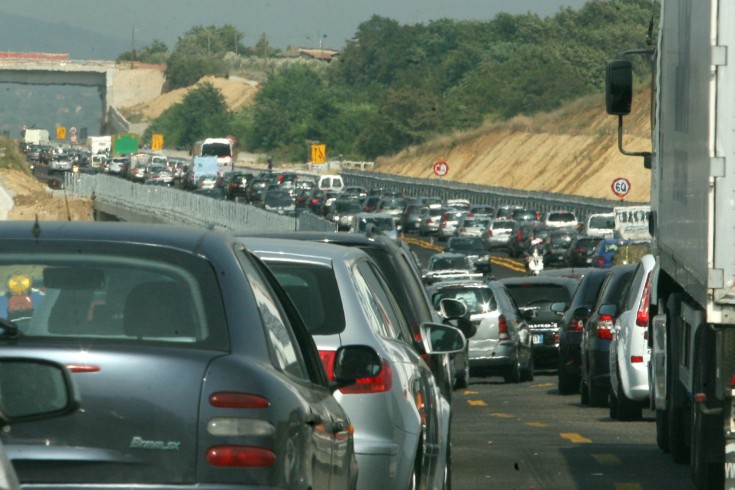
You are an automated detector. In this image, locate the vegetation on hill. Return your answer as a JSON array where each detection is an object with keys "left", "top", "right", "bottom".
[{"left": 136, "top": 0, "right": 657, "bottom": 160}]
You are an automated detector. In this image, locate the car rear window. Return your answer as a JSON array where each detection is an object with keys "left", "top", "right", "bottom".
[
  {"left": 266, "top": 262, "right": 346, "bottom": 336},
  {"left": 431, "top": 287, "right": 496, "bottom": 314},
  {"left": 0, "top": 252, "right": 228, "bottom": 350},
  {"left": 504, "top": 284, "right": 572, "bottom": 306}
]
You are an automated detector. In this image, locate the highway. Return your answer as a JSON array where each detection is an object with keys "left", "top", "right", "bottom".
[{"left": 405, "top": 236, "right": 694, "bottom": 489}]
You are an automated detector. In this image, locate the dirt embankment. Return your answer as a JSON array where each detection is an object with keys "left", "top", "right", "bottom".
[
  {"left": 374, "top": 87, "right": 653, "bottom": 203},
  {"left": 0, "top": 169, "right": 94, "bottom": 221}
]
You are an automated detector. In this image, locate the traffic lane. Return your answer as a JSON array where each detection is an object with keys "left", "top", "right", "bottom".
[{"left": 450, "top": 374, "right": 695, "bottom": 489}]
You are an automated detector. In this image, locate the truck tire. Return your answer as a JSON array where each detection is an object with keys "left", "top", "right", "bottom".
[
  {"left": 666, "top": 294, "right": 690, "bottom": 464},
  {"left": 690, "top": 324, "right": 723, "bottom": 489}
]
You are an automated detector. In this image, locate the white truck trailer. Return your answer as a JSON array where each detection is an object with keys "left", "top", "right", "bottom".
[
  {"left": 87, "top": 135, "right": 112, "bottom": 155},
  {"left": 22, "top": 129, "right": 49, "bottom": 146},
  {"left": 605, "top": 0, "right": 735, "bottom": 488}
]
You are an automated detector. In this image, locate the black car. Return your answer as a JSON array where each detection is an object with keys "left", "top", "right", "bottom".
[
  {"left": 445, "top": 236, "right": 492, "bottom": 276},
  {"left": 222, "top": 171, "right": 254, "bottom": 202},
  {"left": 565, "top": 235, "right": 605, "bottom": 267},
  {"left": 579, "top": 263, "right": 637, "bottom": 407},
  {"left": 0, "top": 221, "right": 377, "bottom": 489},
  {"left": 543, "top": 228, "right": 577, "bottom": 268},
  {"left": 245, "top": 176, "right": 270, "bottom": 204},
  {"left": 555, "top": 268, "right": 608, "bottom": 394},
  {"left": 500, "top": 275, "right": 581, "bottom": 370}
]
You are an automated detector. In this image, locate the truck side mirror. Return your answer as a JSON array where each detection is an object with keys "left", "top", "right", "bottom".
[{"left": 606, "top": 60, "right": 633, "bottom": 116}]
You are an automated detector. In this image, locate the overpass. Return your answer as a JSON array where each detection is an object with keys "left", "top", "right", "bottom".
[{"left": 0, "top": 53, "right": 165, "bottom": 134}]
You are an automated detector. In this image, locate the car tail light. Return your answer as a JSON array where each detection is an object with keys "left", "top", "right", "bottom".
[
  {"left": 209, "top": 392, "right": 270, "bottom": 409},
  {"left": 229, "top": 183, "right": 237, "bottom": 189},
  {"left": 459, "top": 227, "right": 466, "bottom": 233},
  {"left": 319, "top": 350, "right": 337, "bottom": 380},
  {"left": 570, "top": 318, "right": 585, "bottom": 332},
  {"left": 206, "top": 446, "right": 276, "bottom": 467},
  {"left": 596, "top": 314, "right": 614, "bottom": 340},
  {"left": 636, "top": 273, "right": 652, "bottom": 327},
  {"left": 66, "top": 364, "right": 101, "bottom": 373},
  {"left": 630, "top": 355, "right": 644, "bottom": 363},
  {"left": 597, "top": 256, "right": 605, "bottom": 266},
  {"left": 311, "top": 198, "right": 319, "bottom": 205},
  {"left": 553, "top": 332, "right": 560, "bottom": 344},
  {"left": 340, "top": 359, "right": 392, "bottom": 394},
  {"left": 487, "top": 229, "right": 493, "bottom": 237},
  {"left": 516, "top": 230, "right": 523, "bottom": 241},
  {"left": 575, "top": 247, "right": 586, "bottom": 253},
  {"left": 498, "top": 315, "right": 510, "bottom": 340}
]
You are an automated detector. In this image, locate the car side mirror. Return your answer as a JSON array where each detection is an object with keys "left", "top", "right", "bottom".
[
  {"left": 420, "top": 323, "right": 467, "bottom": 355},
  {"left": 550, "top": 302, "right": 567, "bottom": 315},
  {"left": 331, "top": 345, "right": 382, "bottom": 391},
  {"left": 605, "top": 59, "right": 633, "bottom": 116},
  {"left": 439, "top": 297, "right": 468, "bottom": 320},
  {"left": 573, "top": 306, "right": 591, "bottom": 319},
  {"left": 0, "top": 358, "right": 79, "bottom": 425}
]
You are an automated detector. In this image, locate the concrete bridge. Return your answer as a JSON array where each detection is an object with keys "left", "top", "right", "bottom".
[{"left": 0, "top": 54, "right": 165, "bottom": 134}]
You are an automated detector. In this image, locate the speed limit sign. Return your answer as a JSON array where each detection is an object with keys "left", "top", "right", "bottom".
[
  {"left": 433, "top": 160, "right": 449, "bottom": 177},
  {"left": 611, "top": 177, "right": 631, "bottom": 199}
]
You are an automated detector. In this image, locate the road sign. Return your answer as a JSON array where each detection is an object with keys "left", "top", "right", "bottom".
[
  {"left": 56, "top": 126, "right": 66, "bottom": 140},
  {"left": 433, "top": 160, "right": 449, "bottom": 177},
  {"left": 151, "top": 133, "right": 164, "bottom": 151},
  {"left": 311, "top": 144, "right": 326, "bottom": 164},
  {"left": 69, "top": 126, "right": 78, "bottom": 144},
  {"left": 611, "top": 177, "right": 631, "bottom": 199}
]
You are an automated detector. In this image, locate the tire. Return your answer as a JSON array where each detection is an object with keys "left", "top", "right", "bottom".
[
  {"left": 588, "top": 378, "right": 608, "bottom": 407},
  {"left": 615, "top": 366, "right": 643, "bottom": 421},
  {"left": 580, "top": 378, "right": 590, "bottom": 405},
  {"left": 558, "top": 368, "right": 579, "bottom": 395},
  {"left": 455, "top": 360, "right": 470, "bottom": 390},
  {"left": 521, "top": 355, "right": 534, "bottom": 382},
  {"left": 504, "top": 357, "right": 521, "bottom": 384},
  {"left": 609, "top": 389, "right": 619, "bottom": 420},
  {"left": 656, "top": 409, "right": 670, "bottom": 452},
  {"left": 690, "top": 324, "right": 723, "bottom": 488},
  {"left": 666, "top": 295, "right": 690, "bottom": 465}
]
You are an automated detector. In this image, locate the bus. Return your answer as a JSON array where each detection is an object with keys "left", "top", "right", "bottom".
[{"left": 191, "top": 137, "right": 234, "bottom": 173}]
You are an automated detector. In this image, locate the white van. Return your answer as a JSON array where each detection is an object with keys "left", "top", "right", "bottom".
[
  {"left": 317, "top": 174, "right": 344, "bottom": 193},
  {"left": 585, "top": 212, "right": 615, "bottom": 237}
]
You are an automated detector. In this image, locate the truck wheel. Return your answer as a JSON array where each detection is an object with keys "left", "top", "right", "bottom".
[
  {"left": 690, "top": 324, "right": 723, "bottom": 488},
  {"left": 666, "top": 294, "right": 690, "bottom": 464}
]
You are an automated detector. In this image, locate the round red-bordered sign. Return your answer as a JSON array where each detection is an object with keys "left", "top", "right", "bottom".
[
  {"left": 433, "top": 160, "right": 449, "bottom": 177},
  {"left": 611, "top": 177, "right": 631, "bottom": 198}
]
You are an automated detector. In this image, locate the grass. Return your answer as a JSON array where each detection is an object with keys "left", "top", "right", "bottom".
[{"left": 0, "top": 137, "right": 31, "bottom": 173}]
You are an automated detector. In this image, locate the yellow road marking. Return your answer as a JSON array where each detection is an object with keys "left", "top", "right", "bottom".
[
  {"left": 615, "top": 484, "right": 643, "bottom": 490},
  {"left": 464, "top": 390, "right": 479, "bottom": 395},
  {"left": 526, "top": 422, "right": 549, "bottom": 428},
  {"left": 593, "top": 454, "right": 621, "bottom": 466},
  {"left": 491, "top": 413, "right": 513, "bottom": 418},
  {"left": 467, "top": 400, "right": 487, "bottom": 407},
  {"left": 560, "top": 432, "right": 592, "bottom": 443}
]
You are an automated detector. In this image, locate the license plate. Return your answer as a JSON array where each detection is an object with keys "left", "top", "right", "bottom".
[{"left": 533, "top": 334, "right": 544, "bottom": 345}]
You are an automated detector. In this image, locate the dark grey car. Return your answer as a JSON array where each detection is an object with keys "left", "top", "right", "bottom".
[{"left": 0, "top": 221, "right": 376, "bottom": 489}]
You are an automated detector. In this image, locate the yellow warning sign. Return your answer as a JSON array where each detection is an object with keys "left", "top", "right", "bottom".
[{"left": 311, "top": 144, "right": 326, "bottom": 164}]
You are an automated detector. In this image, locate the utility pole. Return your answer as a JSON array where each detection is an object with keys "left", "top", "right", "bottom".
[{"left": 131, "top": 25, "right": 136, "bottom": 68}]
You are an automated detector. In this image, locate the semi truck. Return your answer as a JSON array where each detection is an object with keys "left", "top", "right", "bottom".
[
  {"left": 21, "top": 129, "right": 49, "bottom": 146},
  {"left": 87, "top": 135, "right": 112, "bottom": 155},
  {"left": 605, "top": 0, "right": 734, "bottom": 488}
]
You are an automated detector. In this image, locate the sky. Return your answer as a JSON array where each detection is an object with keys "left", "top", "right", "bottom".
[{"left": 3, "top": 0, "right": 589, "bottom": 51}]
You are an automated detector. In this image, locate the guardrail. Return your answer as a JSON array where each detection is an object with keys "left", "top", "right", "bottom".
[{"left": 64, "top": 173, "right": 337, "bottom": 233}]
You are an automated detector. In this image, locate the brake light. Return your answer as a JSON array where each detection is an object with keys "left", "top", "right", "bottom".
[
  {"left": 311, "top": 198, "right": 319, "bottom": 205},
  {"left": 516, "top": 230, "right": 523, "bottom": 241},
  {"left": 570, "top": 318, "right": 585, "bottom": 332},
  {"left": 66, "top": 364, "right": 100, "bottom": 373},
  {"left": 319, "top": 350, "right": 337, "bottom": 380},
  {"left": 630, "top": 355, "right": 644, "bottom": 363},
  {"left": 636, "top": 273, "right": 652, "bottom": 327},
  {"left": 206, "top": 446, "right": 276, "bottom": 467},
  {"left": 498, "top": 315, "right": 510, "bottom": 340},
  {"left": 209, "top": 392, "right": 270, "bottom": 409},
  {"left": 340, "top": 359, "right": 392, "bottom": 394},
  {"left": 596, "top": 314, "right": 614, "bottom": 340},
  {"left": 597, "top": 257, "right": 605, "bottom": 266}
]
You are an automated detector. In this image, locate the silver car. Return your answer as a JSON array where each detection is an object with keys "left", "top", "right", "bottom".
[
  {"left": 242, "top": 237, "right": 465, "bottom": 490},
  {"left": 429, "top": 280, "right": 533, "bottom": 383},
  {"left": 0, "top": 221, "right": 377, "bottom": 489}
]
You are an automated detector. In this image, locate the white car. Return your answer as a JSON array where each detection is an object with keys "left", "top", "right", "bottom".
[
  {"left": 585, "top": 212, "right": 616, "bottom": 237},
  {"left": 609, "top": 253, "right": 656, "bottom": 420},
  {"left": 543, "top": 211, "right": 579, "bottom": 229}
]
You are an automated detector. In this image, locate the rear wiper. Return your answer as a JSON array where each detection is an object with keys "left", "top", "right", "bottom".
[{"left": 0, "top": 318, "right": 21, "bottom": 339}]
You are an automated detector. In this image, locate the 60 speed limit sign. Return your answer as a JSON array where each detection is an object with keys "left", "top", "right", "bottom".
[
  {"left": 433, "top": 160, "right": 449, "bottom": 177},
  {"left": 611, "top": 177, "right": 631, "bottom": 199}
]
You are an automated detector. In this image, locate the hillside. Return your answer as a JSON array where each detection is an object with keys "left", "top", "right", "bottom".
[{"left": 373, "top": 87, "right": 652, "bottom": 203}]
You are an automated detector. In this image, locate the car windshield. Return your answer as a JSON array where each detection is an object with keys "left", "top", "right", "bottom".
[
  {"left": 430, "top": 256, "right": 469, "bottom": 271},
  {"left": 357, "top": 217, "right": 395, "bottom": 232}
]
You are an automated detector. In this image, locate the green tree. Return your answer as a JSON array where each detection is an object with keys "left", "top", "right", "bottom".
[
  {"left": 117, "top": 40, "right": 169, "bottom": 64},
  {"left": 144, "top": 82, "right": 232, "bottom": 148}
]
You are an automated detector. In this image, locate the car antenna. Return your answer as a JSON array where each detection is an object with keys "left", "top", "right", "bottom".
[{"left": 32, "top": 214, "right": 41, "bottom": 240}]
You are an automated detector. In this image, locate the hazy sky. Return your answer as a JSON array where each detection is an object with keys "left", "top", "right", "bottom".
[{"left": 5, "top": 0, "right": 589, "bottom": 51}]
